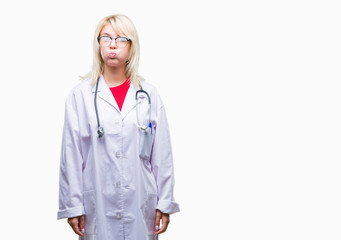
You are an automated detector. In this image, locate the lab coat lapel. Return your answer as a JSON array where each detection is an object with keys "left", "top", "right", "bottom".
[
  {"left": 121, "top": 83, "right": 137, "bottom": 119},
  {"left": 92, "top": 76, "right": 120, "bottom": 113}
]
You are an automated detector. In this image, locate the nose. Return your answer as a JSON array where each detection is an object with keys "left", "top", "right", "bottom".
[{"left": 109, "top": 39, "right": 117, "bottom": 49}]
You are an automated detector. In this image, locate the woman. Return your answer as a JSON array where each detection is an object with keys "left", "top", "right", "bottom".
[{"left": 57, "top": 14, "right": 179, "bottom": 240}]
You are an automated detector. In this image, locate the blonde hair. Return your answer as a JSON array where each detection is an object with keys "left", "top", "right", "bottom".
[{"left": 82, "top": 14, "right": 143, "bottom": 86}]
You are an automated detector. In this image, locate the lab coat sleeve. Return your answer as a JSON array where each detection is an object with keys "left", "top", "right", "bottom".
[
  {"left": 57, "top": 92, "right": 85, "bottom": 219},
  {"left": 151, "top": 104, "right": 180, "bottom": 214}
]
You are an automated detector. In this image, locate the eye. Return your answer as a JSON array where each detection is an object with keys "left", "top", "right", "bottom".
[
  {"left": 116, "top": 37, "right": 129, "bottom": 42},
  {"left": 100, "top": 36, "right": 112, "bottom": 42}
]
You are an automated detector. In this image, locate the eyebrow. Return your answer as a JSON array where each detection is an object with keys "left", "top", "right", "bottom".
[{"left": 101, "top": 32, "right": 119, "bottom": 38}]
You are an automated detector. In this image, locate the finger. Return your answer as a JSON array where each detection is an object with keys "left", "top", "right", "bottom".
[
  {"left": 68, "top": 217, "right": 84, "bottom": 237},
  {"left": 73, "top": 220, "right": 84, "bottom": 237},
  {"left": 155, "top": 213, "right": 170, "bottom": 234},
  {"left": 154, "top": 210, "right": 162, "bottom": 233},
  {"left": 79, "top": 215, "right": 85, "bottom": 233}
]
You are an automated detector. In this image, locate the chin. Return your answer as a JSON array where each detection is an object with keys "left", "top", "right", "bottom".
[{"left": 106, "top": 60, "right": 125, "bottom": 68}]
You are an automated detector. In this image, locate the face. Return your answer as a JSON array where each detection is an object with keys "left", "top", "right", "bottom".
[{"left": 99, "top": 23, "right": 131, "bottom": 69}]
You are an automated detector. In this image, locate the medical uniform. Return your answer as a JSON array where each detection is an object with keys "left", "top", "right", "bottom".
[{"left": 57, "top": 76, "right": 179, "bottom": 240}]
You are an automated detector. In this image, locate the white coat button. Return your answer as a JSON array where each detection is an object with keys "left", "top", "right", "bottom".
[
  {"left": 115, "top": 182, "right": 121, "bottom": 188},
  {"left": 116, "top": 213, "right": 122, "bottom": 219},
  {"left": 115, "top": 152, "right": 121, "bottom": 158},
  {"left": 115, "top": 119, "right": 120, "bottom": 124}
]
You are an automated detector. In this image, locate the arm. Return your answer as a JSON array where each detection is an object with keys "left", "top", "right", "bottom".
[
  {"left": 57, "top": 92, "right": 85, "bottom": 221},
  {"left": 150, "top": 104, "right": 180, "bottom": 233}
]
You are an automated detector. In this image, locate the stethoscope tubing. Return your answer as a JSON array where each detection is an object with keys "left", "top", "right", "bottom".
[
  {"left": 95, "top": 77, "right": 104, "bottom": 137},
  {"left": 135, "top": 89, "right": 151, "bottom": 132},
  {"left": 94, "top": 78, "right": 151, "bottom": 138}
]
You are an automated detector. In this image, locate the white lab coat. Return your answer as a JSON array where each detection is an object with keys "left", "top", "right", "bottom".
[{"left": 57, "top": 76, "right": 179, "bottom": 240}]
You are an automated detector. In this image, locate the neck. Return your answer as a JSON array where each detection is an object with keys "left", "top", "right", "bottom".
[{"left": 103, "top": 66, "right": 127, "bottom": 87}]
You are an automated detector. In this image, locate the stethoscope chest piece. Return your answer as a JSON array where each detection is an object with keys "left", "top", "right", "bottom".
[{"left": 97, "top": 127, "right": 104, "bottom": 138}]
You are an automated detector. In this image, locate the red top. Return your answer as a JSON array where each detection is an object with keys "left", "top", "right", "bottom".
[{"left": 109, "top": 79, "right": 131, "bottom": 111}]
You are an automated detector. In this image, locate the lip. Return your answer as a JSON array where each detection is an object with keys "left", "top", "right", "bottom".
[{"left": 109, "top": 52, "right": 117, "bottom": 57}]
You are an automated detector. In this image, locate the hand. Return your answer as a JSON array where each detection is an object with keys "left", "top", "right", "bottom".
[
  {"left": 154, "top": 209, "right": 170, "bottom": 235},
  {"left": 67, "top": 215, "right": 85, "bottom": 237}
]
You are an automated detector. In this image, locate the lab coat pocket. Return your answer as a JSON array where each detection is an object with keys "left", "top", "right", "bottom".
[
  {"left": 83, "top": 191, "right": 96, "bottom": 235},
  {"left": 139, "top": 129, "right": 153, "bottom": 161}
]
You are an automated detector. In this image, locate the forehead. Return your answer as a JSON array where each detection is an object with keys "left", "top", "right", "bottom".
[{"left": 100, "top": 23, "right": 118, "bottom": 36}]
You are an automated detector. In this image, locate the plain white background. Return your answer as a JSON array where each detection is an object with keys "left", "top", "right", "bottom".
[{"left": 0, "top": 0, "right": 340, "bottom": 239}]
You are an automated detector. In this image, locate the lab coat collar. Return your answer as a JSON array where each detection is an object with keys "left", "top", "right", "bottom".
[
  {"left": 120, "top": 82, "right": 138, "bottom": 119},
  {"left": 92, "top": 75, "right": 137, "bottom": 119}
]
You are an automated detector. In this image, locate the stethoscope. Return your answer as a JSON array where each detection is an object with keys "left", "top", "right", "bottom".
[{"left": 94, "top": 77, "right": 152, "bottom": 138}]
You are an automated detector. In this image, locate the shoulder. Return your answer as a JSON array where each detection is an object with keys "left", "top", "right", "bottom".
[
  {"left": 69, "top": 78, "right": 92, "bottom": 96},
  {"left": 65, "top": 78, "right": 93, "bottom": 105},
  {"left": 139, "top": 81, "right": 157, "bottom": 93},
  {"left": 139, "top": 81, "right": 165, "bottom": 109},
  {"left": 67, "top": 78, "right": 92, "bottom": 98}
]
